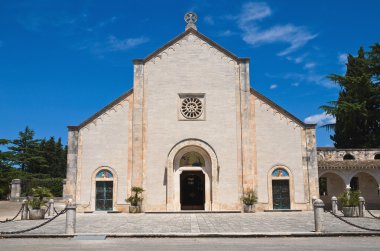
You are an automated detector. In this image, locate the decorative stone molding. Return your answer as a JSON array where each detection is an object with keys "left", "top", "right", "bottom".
[
  {"left": 317, "top": 148, "right": 380, "bottom": 161},
  {"left": 166, "top": 139, "right": 219, "bottom": 211},
  {"left": 145, "top": 33, "right": 238, "bottom": 67},
  {"left": 178, "top": 93, "right": 205, "bottom": 121}
]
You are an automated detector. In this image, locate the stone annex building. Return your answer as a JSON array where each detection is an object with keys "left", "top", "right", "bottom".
[{"left": 63, "top": 13, "right": 380, "bottom": 212}]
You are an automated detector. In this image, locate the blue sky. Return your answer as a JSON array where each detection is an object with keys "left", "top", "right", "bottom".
[{"left": 0, "top": 0, "right": 379, "bottom": 147}]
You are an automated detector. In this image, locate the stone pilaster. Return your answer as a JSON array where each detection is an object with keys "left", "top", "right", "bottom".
[
  {"left": 239, "top": 59, "right": 253, "bottom": 193},
  {"left": 64, "top": 127, "right": 79, "bottom": 201},
  {"left": 306, "top": 127, "right": 319, "bottom": 206},
  {"left": 131, "top": 60, "right": 144, "bottom": 187}
]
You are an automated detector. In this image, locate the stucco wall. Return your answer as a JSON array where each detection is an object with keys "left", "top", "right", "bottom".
[
  {"left": 77, "top": 98, "right": 130, "bottom": 210},
  {"left": 253, "top": 96, "right": 307, "bottom": 208},
  {"left": 142, "top": 33, "right": 240, "bottom": 210}
]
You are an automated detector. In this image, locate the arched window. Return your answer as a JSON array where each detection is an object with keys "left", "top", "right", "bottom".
[
  {"left": 180, "top": 151, "right": 205, "bottom": 167},
  {"left": 96, "top": 169, "right": 113, "bottom": 179},
  {"left": 343, "top": 154, "right": 355, "bottom": 160},
  {"left": 272, "top": 168, "right": 289, "bottom": 177},
  {"left": 374, "top": 154, "right": 380, "bottom": 160}
]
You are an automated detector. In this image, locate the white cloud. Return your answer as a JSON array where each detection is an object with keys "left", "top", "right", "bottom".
[
  {"left": 219, "top": 30, "right": 234, "bottom": 37},
  {"left": 284, "top": 72, "right": 336, "bottom": 89},
  {"left": 304, "top": 112, "right": 336, "bottom": 126},
  {"left": 304, "top": 62, "right": 316, "bottom": 69},
  {"left": 286, "top": 54, "right": 308, "bottom": 64},
  {"left": 338, "top": 53, "right": 348, "bottom": 65},
  {"left": 291, "top": 82, "right": 300, "bottom": 87},
  {"left": 75, "top": 35, "right": 149, "bottom": 57},
  {"left": 107, "top": 36, "right": 149, "bottom": 51},
  {"left": 204, "top": 16, "right": 215, "bottom": 25},
  {"left": 269, "top": 84, "right": 278, "bottom": 89},
  {"left": 236, "top": 2, "right": 317, "bottom": 56},
  {"left": 238, "top": 2, "right": 272, "bottom": 25}
]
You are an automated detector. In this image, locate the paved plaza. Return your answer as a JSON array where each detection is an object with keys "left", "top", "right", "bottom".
[
  {"left": 1, "top": 237, "right": 380, "bottom": 251},
  {"left": 1, "top": 202, "right": 380, "bottom": 235}
]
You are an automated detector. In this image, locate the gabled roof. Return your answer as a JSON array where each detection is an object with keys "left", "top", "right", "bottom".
[
  {"left": 250, "top": 88, "right": 316, "bottom": 129},
  {"left": 133, "top": 27, "right": 249, "bottom": 64},
  {"left": 68, "top": 89, "right": 133, "bottom": 131}
]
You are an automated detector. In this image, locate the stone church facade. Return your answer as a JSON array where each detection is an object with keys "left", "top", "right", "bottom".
[{"left": 63, "top": 13, "right": 320, "bottom": 212}]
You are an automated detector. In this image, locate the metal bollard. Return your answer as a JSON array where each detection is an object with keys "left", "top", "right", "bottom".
[
  {"left": 313, "top": 199, "right": 325, "bottom": 232},
  {"left": 359, "top": 196, "right": 365, "bottom": 217},
  {"left": 331, "top": 196, "right": 338, "bottom": 215},
  {"left": 48, "top": 199, "right": 55, "bottom": 216},
  {"left": 65, "top": 202, "right": 76, "bottom": 235},
  {"left": 21, "top": 199, "right": 29, "bottom": 220}
]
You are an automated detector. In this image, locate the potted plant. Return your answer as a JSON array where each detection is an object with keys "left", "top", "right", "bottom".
[
  {"left": 241, "top": 189, "right": 257, "bottom": 213},
  {"left": 28, "top": 186, "right": 53, "bottom": 220},
  {"left": 126, "top": 186, "right": 144, "bottom": 213},
  {"left": 337, "top": 190, "right": 360, "bottom": 217}
]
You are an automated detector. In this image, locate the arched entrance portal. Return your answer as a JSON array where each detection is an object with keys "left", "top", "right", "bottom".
[{"left": 166, "top": 139, "right": 218, "bottom": 211}]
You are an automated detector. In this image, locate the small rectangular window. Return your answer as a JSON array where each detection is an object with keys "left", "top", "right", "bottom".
[
  {"left": 319, "top": 177, "right": 328, "bottom": 196},
  {"left": 350, "top": 177, "right": 359, "bottom": 191}
]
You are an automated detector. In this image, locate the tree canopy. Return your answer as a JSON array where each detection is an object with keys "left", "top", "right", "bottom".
[
  {"left": 0, "top": 127, "right": 67, "bottom": 177},
  {"left": 321, "top": 43, "right": 380, "bottom": 148}
]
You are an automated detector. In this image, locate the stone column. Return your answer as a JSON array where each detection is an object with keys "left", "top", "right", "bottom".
[
  {"left": 359, "top": 196, "right": 365, "bottom": 217},
  {"left": 313, "top": 199, "right": 325, "bottom": 232},
  {"left": 331, "top": 196, "right": 338, "bottom": 214},
  {"left": 65, "top": 200, "right": 76, "bottom": 235},
  {"left": 10, "top": 179, "right": 21, "bottom": 202},
  {"left": 131, "top": 60, "right": 144, "bottom": 187},
  {"left": 63, "top": 127, "right": 79, "bottom": 202}
]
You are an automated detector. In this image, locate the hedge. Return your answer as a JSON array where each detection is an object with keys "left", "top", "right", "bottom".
[{"left": 21, "top": 178, "right": 63, "bottom": 197}]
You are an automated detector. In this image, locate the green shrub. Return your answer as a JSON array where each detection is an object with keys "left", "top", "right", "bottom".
[
  {"left": 27, "top": 186, "right": 53, "bottom": 209},
  {"left": 241, "top": 190, "right": 258, "bottom": 205},
  {"left": 22, "top": 178, "right": 63, "bottom": 197},
  {"left": 126, "top": 186, "right": 144, "bottom": 206},
  {"left": 338, "top": 190, "right": 361, "bottom": 207}
]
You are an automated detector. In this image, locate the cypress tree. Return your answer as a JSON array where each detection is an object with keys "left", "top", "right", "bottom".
[{"left": 321, "top": 44, "right": 380, "bottom": 148}]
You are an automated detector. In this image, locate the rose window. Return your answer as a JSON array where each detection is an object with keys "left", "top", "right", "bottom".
[{"left": 181, "top": 97, "right": 203, "bottom": 119}]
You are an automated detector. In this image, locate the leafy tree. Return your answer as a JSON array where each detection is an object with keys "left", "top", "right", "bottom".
[
  {"left": 321, "top": 44, "right": 380, "bottom": 148},
  {"left": 7, "top": 127, "right": 47, "bottom": 172},
  {"left": 0, "top": 139, "right": 12, "bottom": 172}
]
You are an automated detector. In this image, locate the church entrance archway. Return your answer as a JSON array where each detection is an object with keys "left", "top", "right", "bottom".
[
  {"left": 180, "top": 171, "right": 205, "bottom": 210},
  {"left": 166, "top": 139, "right": 219, "bottom": 211}
]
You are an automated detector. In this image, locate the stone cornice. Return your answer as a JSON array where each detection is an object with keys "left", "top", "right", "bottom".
[
  {"left": 132, "top": 28, "right": 249, "bottom": 64},
  {"left": 67, "top": 89, "right": 133, "bottom": 130},
  {"left": 250, "top": 88, "right": 316, "bottom": 129}
]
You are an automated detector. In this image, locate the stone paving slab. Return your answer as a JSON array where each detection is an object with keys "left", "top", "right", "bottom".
[{"left": 1, "top": 211, "right": 380, "bottom": 235}]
